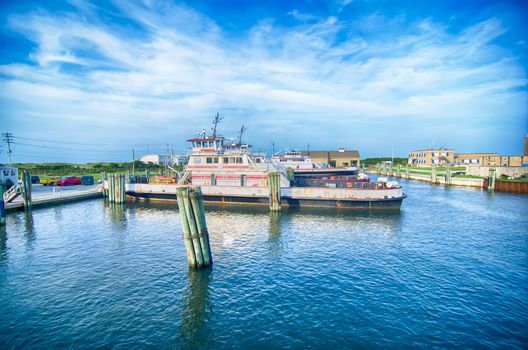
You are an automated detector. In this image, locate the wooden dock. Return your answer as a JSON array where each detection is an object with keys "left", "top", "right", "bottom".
[{"left": 6, "top": 186, "right": 103, "bottom": 212}]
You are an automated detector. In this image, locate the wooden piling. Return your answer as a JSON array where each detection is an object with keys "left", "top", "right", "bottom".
[
  {"left": 487, "top": 168, "right": 496, "bottom": 191},
  {"left": 22, "top": 171, "right": 32, "bottom": 211},
  {"left": 0, "top": 184, "right": 6, "bottom": 226},
  {"left": 176, "top": 188, "right": 198, "bottom": 268},
  {"left": 109, "top": 175, "right": 114, "bottom": 202},
  {"left": 431, "top": 165, "right": 436, "bottom": 184},
  {"left": 406, "top": 165, "right": 410, "bottom": 178},
  {"left": 182, "top": 188, "right": 205, "bottom": 268},
  {"left": 445, "top": 164, "right": 452, "bottom": 185},
  {"left": 190, "top": 187, "right": 212, "bottom": 265},
  {"left": 268, "top": 172, "right": 281, "bottom": 211}
]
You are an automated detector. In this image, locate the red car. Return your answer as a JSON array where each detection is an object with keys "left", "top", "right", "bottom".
[{"left": 57, "top": 176, "right": 81, "bottom": 186}]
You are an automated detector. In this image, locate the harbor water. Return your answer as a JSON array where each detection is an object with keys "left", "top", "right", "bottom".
[{"left": 1, "top": 178, "right": 527, "bottom": 348}]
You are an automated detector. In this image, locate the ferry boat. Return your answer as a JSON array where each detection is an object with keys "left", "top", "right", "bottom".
[
  {"left": 272, "top": 150, "right": 359, "bottom": 177},
  {"left": 124, "top": 118, "right": 406, "bottom": 210}
]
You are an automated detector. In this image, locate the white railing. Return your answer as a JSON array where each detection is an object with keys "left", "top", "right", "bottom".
[{"left": 3, "top": 185, "right": 20, "bottom": 203}]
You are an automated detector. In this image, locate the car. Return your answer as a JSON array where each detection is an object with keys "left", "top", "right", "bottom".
[
  {"left": 57, "top": 176, "right": 81, "bottom": 186},
  {"left": 31, "top": 175, "right": 40, "bottom": 184},
  {"left": 81, "top": 176, "right": 94, "bottom": 185},
  {"left": 41, "top": 177, "right": 58, "bottom": 186}
]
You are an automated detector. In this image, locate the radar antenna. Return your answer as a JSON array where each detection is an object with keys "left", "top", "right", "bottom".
[
  {"left": 211, "top": 113, "right": 223, "bottom": 138},
  {"left": 238, "top": 125, "right": 247, "bottom": 144}
]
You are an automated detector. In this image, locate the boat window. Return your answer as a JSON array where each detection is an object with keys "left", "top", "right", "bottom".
[
  {"left": 236, "top": 157, "right": 243, "bottom": 164},
  {"left": 193, "top": 157, "right": 201, "bottom": 164},
  {"left": 256, "top": 158, "right": 261, "bottom": 163}
]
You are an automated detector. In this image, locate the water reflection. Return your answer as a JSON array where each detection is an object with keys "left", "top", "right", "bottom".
[
  {"left": 0, "top": 226, "right": 7, "bottom": 262},
  {"left": 268, "top": 212, "right": 283, "bottom": 255},
  {"left": 179, "top": 269, "right": 213, "bottom": 348},
  {"left": 106, "top": 202, "right": 128, "bottom": 231},
  {"left": 23, "top": 212, "right": 36, "bottom": 249}
]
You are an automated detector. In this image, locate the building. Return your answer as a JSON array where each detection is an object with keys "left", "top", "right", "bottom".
[
  {"left": 500, "top": 156, "right": 528, "bottom": 167},
  {"left": 407, "top": 149, "right": 455, "bottom": 167},
  {"left": 454, "top": 153, "right": 500, "bottom": 166},
  {"left": 300, "top": 148, "right": 360, "bottom": 168},
  {"left": 139, "top": 154, "right": 188, "bottom": 167}
]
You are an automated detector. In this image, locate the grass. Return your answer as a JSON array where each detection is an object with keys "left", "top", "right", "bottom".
[{"left": 497, "top": 177, "right": 528, "bottom": 182}]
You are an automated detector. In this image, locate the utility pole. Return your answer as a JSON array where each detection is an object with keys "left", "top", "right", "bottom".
[
  {"left": 272, "top": 142, "right": 275, "bottom": 156},
  {"left": 2, "top": 132, "right": 14, "bottom": 166},
  {"left": 132, "top": 148, "right": 135, "bottom": 176},
  {"left": 307, "top": 144, "right": 310, "bottom": 156}
]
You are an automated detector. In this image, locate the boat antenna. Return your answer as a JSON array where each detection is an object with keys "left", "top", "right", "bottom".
[
  {"left": 211, "top": 113, "right": 223, "bottom": 138},
  {"left": 238, "top": 125, "right": 246, "bottom": 144}
]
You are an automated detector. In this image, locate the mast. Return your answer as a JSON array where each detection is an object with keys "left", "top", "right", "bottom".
[
  {"left": 211, "top": 113, "right": 223, "bottom": 138},
  {"left": 238, "top": 125, "right": 247, "bottom": 144}
]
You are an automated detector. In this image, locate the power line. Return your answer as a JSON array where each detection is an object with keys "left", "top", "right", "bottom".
[
  {"left": 13, "top": 136, "right": 168, "bottom": 148},
  {"left": 2, "top": 132, "right": 14, "bottom": 166}
]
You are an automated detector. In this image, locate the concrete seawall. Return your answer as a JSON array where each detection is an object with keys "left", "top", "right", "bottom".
[{"left": 369, "top": 170, "right": 485, "bottom": 189}]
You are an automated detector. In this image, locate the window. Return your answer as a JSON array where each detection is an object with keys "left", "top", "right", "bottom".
[
  {"left": 206, "top": 157, "right": 213, "bottom": 164},
  {"left": 446, "top": 152, "right": 449, "bottom": 156},
  {"left": 432, "top": 152, "right": 435, "bottom": 156},
  {"left": 193, "top": 157, "right": 201, "bottom": 164}
]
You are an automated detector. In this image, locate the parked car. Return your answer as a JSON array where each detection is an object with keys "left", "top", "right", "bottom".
[
  {"left": 41, "top": 177, "right": 58, "bottom": 186},
  {"left": 81, "top": 175, "right": 94, "bottom": 186},
  {"left": 57, "top": 176, "right": 81, "bottom": 186},
  {"left": 31, "top": 175, "right": 40, "bottom": 184}
]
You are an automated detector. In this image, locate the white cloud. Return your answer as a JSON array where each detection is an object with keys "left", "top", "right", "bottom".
[{"left": 1, "top": 3, "right": 527, "bottom": 161}]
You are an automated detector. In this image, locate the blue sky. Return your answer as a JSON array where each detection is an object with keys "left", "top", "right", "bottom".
[{"left": 0, "top": 0, "right": 527, "bottom": 163}]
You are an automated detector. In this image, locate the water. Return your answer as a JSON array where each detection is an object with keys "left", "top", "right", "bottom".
[{"left": 1, "top": 179, "right": 527, "bottom": 349}]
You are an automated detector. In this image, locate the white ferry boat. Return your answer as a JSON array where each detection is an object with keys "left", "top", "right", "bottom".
[
  {"left": 272, "top": 150, "right": 359, "bottom": 176},
  {"left": 125, "top": 119, "right": 406, "bottom": 210}
]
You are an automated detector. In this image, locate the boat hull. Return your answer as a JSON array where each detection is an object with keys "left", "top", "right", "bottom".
[{"left": 126, "top": 191, "right": 406, "bottom": 210}]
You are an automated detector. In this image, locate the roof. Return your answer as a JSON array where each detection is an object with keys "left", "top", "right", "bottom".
[
  {"left": 455, "top": 153, "right": 499, "bottom": 156},
  {"left": 300, "top": 150, "right": 360, "bottom": 158}
]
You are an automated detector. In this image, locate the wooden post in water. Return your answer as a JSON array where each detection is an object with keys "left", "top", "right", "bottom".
[
  {"left": 182, "top": 188, "right": 204, "bottom": 267},
  {"left": 268, "top": 172, "right": 281, "bottom": 211},
  {"left": 190, "top": 187, "right": 213, "bottom": 266},
  {"left": 431, "top": 165, "right": 436, "bottom": 184},
  {"left": 0, "top": 184, "right": 6, "bottom": 226},
  {"left": 176, "top": 187, "right": 213, "bottom": 269},
  {"left": 487, "top": 168, "right": 496, "bottom": 191},
  {"left": 22, "top": 171, "right": 32, "bottom": 211},
  {"left": 396, "top": 165, "right": 401, "bottom": 178},
  {"left": 406, "top": 165, "right": 410, "bottom": 179},
  {"left": 108, "top": 174, "right": 114, "bottom": 203},
  {"left": 101, "top": 172, "right": 107, "bottom": 197},
  {"left": 445, "top": 163, "right": 452, "bottom": 185},
  {"left": 176, "top": 188, "right": 198, "bottom": 268}
]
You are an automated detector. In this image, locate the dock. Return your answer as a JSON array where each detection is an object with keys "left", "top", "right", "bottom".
[{"left": 5, "top": 184, "right": 103, "bottom": 212}]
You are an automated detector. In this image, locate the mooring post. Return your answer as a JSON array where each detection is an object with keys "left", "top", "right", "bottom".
[
  {"left": 109, "top": 174, "right": 115, "bottom": 203},
  {"left": 396, "top": 165, "right": 400, "bottom": 178},
  {"left": 181, "top": 187, "right": 205, "bottom": 268},
  {"left": 431, "top": 165, "right": 436, "bottom": 184},
  {"left": 487, "top": 168, "right": 496, "bottom": 191},
  {"left": 406, "top": 165, "right": 410, "bottom": 178},
  {"left": 268, "top": 172, "right": 281, "bottom": 211},
  {"left": 445, "top": 163, "right": 452, "bottom": 185},
  {"left": 0, "top": 184, "right": 6, "bottom": 226},
  {"left": 22, "top": 171, "right": 32, "bottom": 211},
  {"left": 176, "top": 188, "right": 198, "bottom": 268},
  {"left": 190, "top": 187, "right": 213, "bottom": 266}
]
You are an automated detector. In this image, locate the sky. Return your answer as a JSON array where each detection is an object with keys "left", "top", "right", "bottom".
[{"left": 0, "top": 0, "right": 527, "bottom": 163}]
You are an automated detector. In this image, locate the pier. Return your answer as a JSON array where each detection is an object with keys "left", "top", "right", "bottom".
[{"left": 5, "top": 184, "right": 102, "bottom": 212}]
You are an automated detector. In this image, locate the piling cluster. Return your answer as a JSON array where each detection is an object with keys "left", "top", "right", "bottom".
[
  {"left": 268, "top": 172, "right": 281, "bottom": 211},
  {"left": 107, "top": 174, "right": 126, "bottom": 203},
  {"left": 176, "top": 187, "right": 213, "bottom": 269},
  {"left": 21, "top": 171, "right": 32, "bottom": 210}
]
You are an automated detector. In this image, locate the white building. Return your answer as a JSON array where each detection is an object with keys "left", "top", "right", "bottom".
[{"left": 139, "top": 154, "right": 188, "bottom": 167}]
